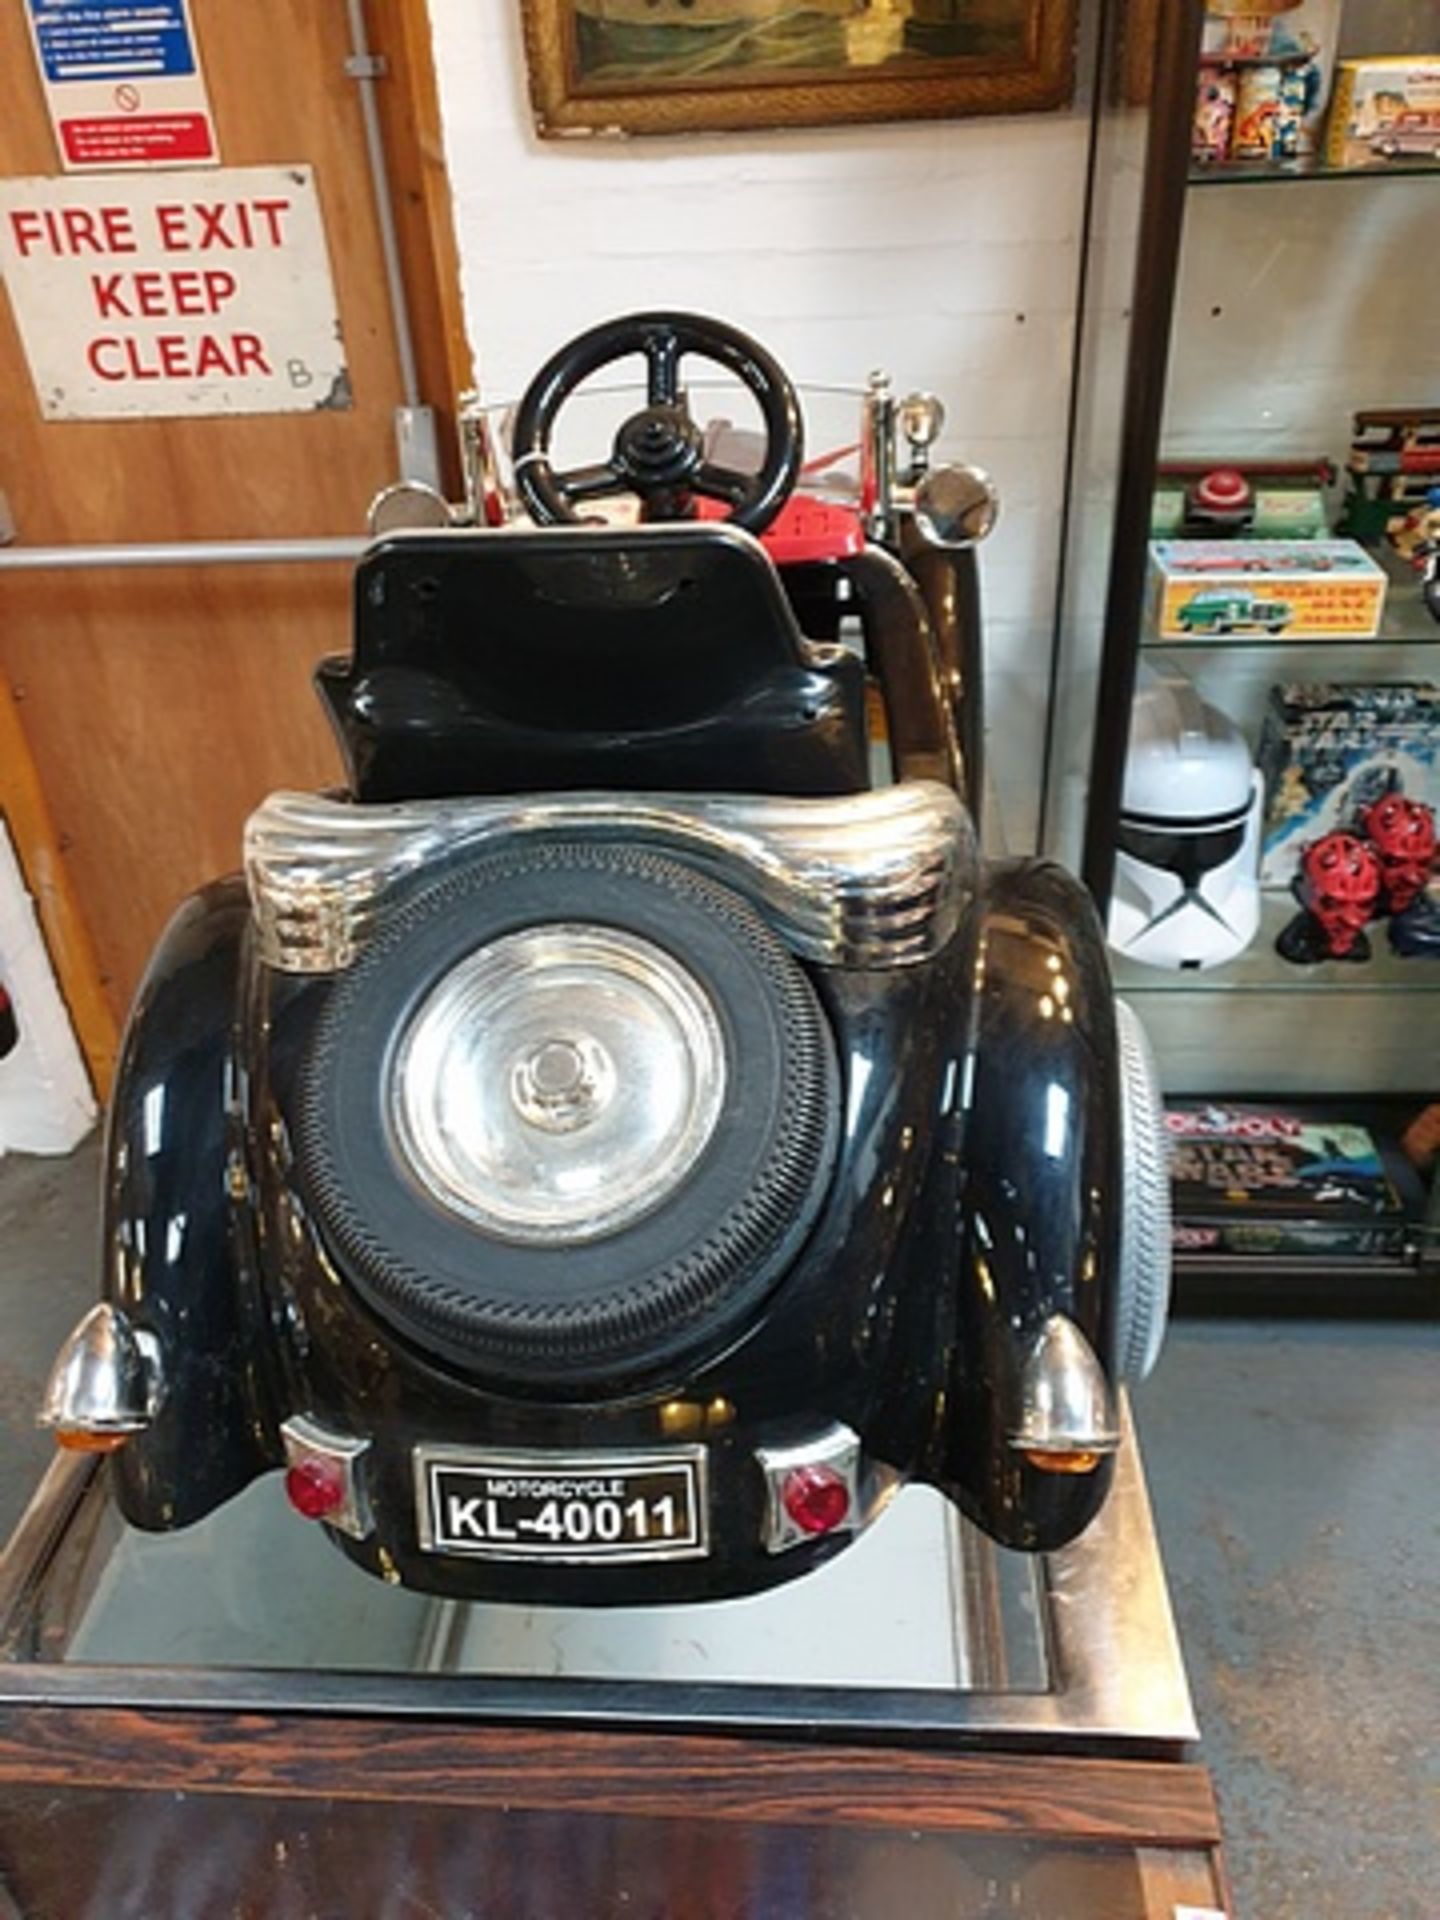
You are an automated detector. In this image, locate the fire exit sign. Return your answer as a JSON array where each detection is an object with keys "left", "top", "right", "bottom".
[{"left": 0, "top": 167, "right": 351, "bottom": 419}]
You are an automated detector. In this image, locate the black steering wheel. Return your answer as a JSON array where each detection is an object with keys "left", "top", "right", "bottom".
[{"left": 509, "top": 311, "right": 803, "bottom": 536}]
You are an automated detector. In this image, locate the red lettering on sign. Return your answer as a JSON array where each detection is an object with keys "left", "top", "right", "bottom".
[
  {"left": 10, "top": 205, "right": 136, "bottom": 259},
  {"left": 91, "top": 273, "right": 129, "bottom": 319},
  {"left": 81, "top": 333, "right": 276, "bottom": 382},
  {"left": 86, "top": 339, "right": 125, "bottom": 381},
  {"left": 193, "top": 335, "right": 229, "bottom": 376},
  {"left": 84, "top": 268, "right": 242, "bottom": 323},
  {"left": 193, "top": 203, "right": 234, "bottom": 250},
  {"left": 169, "top": 271, "right": 205, "bottom": 316},
  {"left": 60, "top": 209, "right": 103, "bottom": 254},
  {"left": 157, "top": 336, "right": 191, "bottom": 379},
  {"left": 252, "top": 199, "right": 290, "bottom": 246},
  {"left": 99, "top": 208, "right": 136, "bottom": 253},
  {"left": 232, "top": 333, "right": 272, "bottom": 376},
  {"left": 155, "top": 205, "right": 187, "bottom": 251},
  {"left": 8, "top": 211, "right": 46, "bottom": 258},
  {"left": 133, "top": 272, "right": 168, "bottom": 318}
]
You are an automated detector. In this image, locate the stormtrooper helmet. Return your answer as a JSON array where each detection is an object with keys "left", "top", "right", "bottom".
[{"left": 1108, "top": 672, "right": 1263, "bottom": 971}]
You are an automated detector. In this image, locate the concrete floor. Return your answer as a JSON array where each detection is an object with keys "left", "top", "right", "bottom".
[
  {"left": 0, "top": 1137, "right": 1436, "bottom": 1917},
  {"left": 1135, "top": 1320, "right": 1439, "bottom": 1920}
]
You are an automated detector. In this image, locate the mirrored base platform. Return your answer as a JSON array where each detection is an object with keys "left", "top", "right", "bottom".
[{"left": 0, "top": 1403, "right": 1195, "bottom": 1754}]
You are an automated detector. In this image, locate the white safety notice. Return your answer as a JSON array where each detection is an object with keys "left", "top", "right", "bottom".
[
  {"left": 0, "top": 167, "right": 351, "bottom": 420},
  {"left": 25, "top": 0, "right": 218, "bottom": 173}
]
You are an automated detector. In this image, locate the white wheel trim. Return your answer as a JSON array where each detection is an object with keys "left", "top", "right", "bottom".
[{"left": 1114, "top": 999, "right": 1172, "bottom": 1382}]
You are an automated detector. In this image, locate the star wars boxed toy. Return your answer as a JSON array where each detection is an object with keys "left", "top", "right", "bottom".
[
  {"left": 1256, "top": 681, "right": 1440, "bottom": 886},
  {"left": 1166, "top": 1102, "right": 1407, "bottom": 1257}
]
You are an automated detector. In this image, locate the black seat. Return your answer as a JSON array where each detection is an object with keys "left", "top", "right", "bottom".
[{"left": 319, "top": 524, "right": 869, "bottom": 802}]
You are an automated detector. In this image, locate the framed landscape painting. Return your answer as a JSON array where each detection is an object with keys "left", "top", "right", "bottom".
[{"left": 520, "top": 0, "right": 1079, "bottom": 137}]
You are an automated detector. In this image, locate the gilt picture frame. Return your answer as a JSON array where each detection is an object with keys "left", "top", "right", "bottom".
[{"left": 520, "top": 0, "right": 1079, "bottom": 138}]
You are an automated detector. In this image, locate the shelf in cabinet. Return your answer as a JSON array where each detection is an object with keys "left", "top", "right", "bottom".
[
  {"left": 1111, "top": 895, "right": 1440, "bottom": 996},
  {"left": 1142, "top": 630, "right": 1440, "bottom": 652},
  {"left": 1189, "top": 158, "right": 1440, "bottom": 187}
]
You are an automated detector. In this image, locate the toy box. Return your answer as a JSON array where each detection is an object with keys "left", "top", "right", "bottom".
[
  {"left": 1256, "top": 681, "right": 1440, "bottom": 886},
  {"left": 1166, "top": 1101, "right": 1407, "bottom": 1258},
  {"left": 1200, "top": 2, "right": 1344, "bottom": 158},
  {"left": 1149, "top": 540, "right": 1387, "bottom": 640},
  {"left": 1326, "top": 56, "right": 1440, "bottom": 169}
]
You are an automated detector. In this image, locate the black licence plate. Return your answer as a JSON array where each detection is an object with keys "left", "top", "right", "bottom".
[{"left": 415, "top": 1446, "right": 708, "bottom": 1563}]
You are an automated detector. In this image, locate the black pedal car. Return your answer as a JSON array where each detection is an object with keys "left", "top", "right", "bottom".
[{"left": 42, "top": 313, "right": 1170, "bottom": 1606}]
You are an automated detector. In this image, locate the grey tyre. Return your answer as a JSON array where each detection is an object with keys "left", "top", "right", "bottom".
[{"left": 1114, "top": 999, "right": 1171, "bottom": 1382}]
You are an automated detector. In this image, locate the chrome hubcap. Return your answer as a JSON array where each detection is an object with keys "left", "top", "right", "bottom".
[
  {"left": 510, "top": 1034, "right": 615, "bottom": 1134},
  {"left": 389, "top": 923, "right": 726, "bottom": 1244}
]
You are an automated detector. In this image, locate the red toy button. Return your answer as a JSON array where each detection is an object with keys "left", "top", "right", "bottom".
[{"left": 1195, "top": 467, "right": 1251, "bottom": 509}]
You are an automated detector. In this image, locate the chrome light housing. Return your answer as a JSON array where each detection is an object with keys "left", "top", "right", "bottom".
[
  {"left": 39, "top": 1302, "right": 163, "bottom": 1443},
  {"left": 1008, "top": 1315, "right": 1120, "bottom": 1465}
]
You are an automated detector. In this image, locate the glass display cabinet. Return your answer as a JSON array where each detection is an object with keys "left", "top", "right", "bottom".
[{"left": 1047, "top": 0, "right": 1440, "bottom": 1304}]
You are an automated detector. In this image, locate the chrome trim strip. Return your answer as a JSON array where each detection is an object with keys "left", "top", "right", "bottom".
[{"left": 245, "top": 781, "right": 974, "bottom": 974}]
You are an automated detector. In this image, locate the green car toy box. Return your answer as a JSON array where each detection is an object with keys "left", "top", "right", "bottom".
[{"left": 1149, "top": 539, "right": 1387, "bottom": 640}]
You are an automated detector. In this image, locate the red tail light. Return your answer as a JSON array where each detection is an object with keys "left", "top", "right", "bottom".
[
  {"left": 781, "top": 1464, "right": 851, "bottom": 1536},
  {"left": 285, "top": 1457, "right": 346, "bottom": 1520}
]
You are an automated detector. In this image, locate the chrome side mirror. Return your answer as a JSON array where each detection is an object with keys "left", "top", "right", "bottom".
[{"left": 912, "top": 462, "right": 1000, "bottom": 548}]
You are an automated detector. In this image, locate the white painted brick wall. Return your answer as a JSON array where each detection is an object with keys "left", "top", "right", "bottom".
[
  {"left": 423, "top": 0, "right": 1094, "bottom": 848},
  {"left": 0, "top": 819, "right": 95, "bottom": 1157}
]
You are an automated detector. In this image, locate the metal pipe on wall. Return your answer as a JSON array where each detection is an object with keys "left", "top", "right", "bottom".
[
  {"left": 343, "top": 0, "right": 440, "bottom": 489},
  {"left": 0, "top": 539, "right": 368, "bottom": 573},
  {"left": 345, "top": 0, "right": 419, "bottom": 409}
]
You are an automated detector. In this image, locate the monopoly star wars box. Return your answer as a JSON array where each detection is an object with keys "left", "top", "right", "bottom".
[
  {"left": 1257, "top": 681, "right": 1440, "bottom": 886},
  {"left": 1149, "top": 540, "right": 1387, "bottom": 641},
  {"left": 1166, "top": 1103, "right": 1407, "bottom": 1258}
]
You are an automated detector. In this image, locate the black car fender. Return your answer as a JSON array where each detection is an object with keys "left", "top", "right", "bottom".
[
  {"left": 104, "top": 878, "right": 275, "bottom": 1529},
  {"left": 927, "top": 858, "right": 1121, "bottom": 1551}
]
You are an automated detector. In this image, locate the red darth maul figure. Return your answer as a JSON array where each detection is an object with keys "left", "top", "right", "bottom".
[
  {"left": 1360, "top": 794, "right": 1436, "bottom": 916},
  {"left": 1277, "top": 831, "right": 1381, "bottom": 964}
]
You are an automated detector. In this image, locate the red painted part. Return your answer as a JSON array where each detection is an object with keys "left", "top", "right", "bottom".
[
  {"left": 780, "top": 1463, "right": 852, "bottom": 1536},
  {"left": 695, "top": 492, "right": 865, "bottom": 565},
  {"left": 284, "top": 1458, "right": 346, "bottom": 1521},
  {"left": 59, "top": 115, "right": 214, "bottom": 166}
]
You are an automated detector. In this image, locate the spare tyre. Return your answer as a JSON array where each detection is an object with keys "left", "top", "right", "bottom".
[{"left": 297, "top": 841, "right": 839, "bottom": 1390}]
